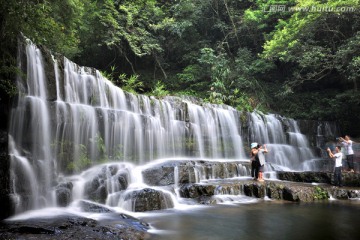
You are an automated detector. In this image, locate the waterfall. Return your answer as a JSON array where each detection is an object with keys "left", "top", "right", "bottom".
[
  {"left": 8, "top": 39, "right": 336, "bottom": 215},
  {"left": 248, "top": 112, "right": 317, "bottom": 171}
]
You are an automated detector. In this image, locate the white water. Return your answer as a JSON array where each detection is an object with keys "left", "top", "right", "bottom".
[
  {"left": 8, "top": 39, "right": 333, "bottom": 215},
  {"left": 249, "top": 112, "right": 319, "bottom": 172}
]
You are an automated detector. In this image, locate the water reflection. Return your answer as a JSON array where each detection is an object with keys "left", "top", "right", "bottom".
[{"left": 141, "top": 200, "right": 360, "bottom": 240}]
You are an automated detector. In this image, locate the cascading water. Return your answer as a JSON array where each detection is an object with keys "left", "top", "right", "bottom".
[
  {"left": 248, "top": 112, "right": 318, "bottom": 171},
  {"left": 9, "top": 39, "right": 250, "bottom": 214},
  {"left": 9, "top": 40, "right": 56, "bottom": 213},
  {"left": 8, "top": 39, "right": 335, "bottom": 216}
]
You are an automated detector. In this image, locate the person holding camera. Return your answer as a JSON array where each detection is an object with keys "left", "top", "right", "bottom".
[
  {"left": 327, "top": 146, "right": 343, "bottom": 187},
  {"left": 250, "top": 142, "right": 268, "bottom": 181},
  {"left": 250, "top": 142, "right": 259, "bottom": 180},
  {"left": 257, "top": 144, "right": 268, "bottom": 182},
  {"left": 338, "top": 135, "right": 355, "bottom": 173}
]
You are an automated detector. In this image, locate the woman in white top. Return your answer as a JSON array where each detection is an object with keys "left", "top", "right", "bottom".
[
  {"left": 327, "top": 146, "right": 343, "bottom": 187},
  {"left": 339, "top": 135, "right": 354, "bottom": 172}
]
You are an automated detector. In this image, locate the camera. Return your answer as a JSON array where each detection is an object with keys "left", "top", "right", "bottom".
[{"left": 336, "top": 137, "right": 340, "bottom": 141}]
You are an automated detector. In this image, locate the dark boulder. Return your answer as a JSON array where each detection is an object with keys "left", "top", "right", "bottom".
[
  {"left": 243, "top": 182, "right": 265, "bottom": 198},
  {"left": 142, "top": 160, "right": 195, "bottom": 186},
  {"left": 123, "top": 188, "right": 174, "bottom": 212},
  {"left": 141, "top": 160, "right": 250, "bottom": 187},
  {"left": 348, "top": 190, "right": 360, "bottom": 198},
  {"left": 277, "top": 171, "right": 360, "bottom": 187},
  {"left": 0, "top": 213, "right": 149, "bottom": 239},
  {"left": 179, "top": 184, "right": 216, "bottom": 198},
  {"left": 78, "top": 200, "right": 114, "bottom": 213},
  {"left": 84, "top": 165, "right": 130, "bottom": 203},
  {"left": 0, "top": 130, "right": 13, "bottom": 220},
  {"left": 55, "top": 182, "right": 73, "bottom": 207},
  {"left": 277, "top": 171, "right": 332, "bottom": 184},
  {"left": 342, "top": 172, "right": 360, "bottom": 187}
]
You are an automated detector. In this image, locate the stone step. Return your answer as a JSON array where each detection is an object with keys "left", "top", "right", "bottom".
[
  {"left": 277, "top": 171, "right": 360, "bottom": 187},
  {"left": 179, "top": 178, "right": 360, "bottom": 203}
]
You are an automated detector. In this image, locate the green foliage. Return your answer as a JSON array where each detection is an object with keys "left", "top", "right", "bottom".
[
  {"left": 95, "top": 133, "right": 106, "bottom": 157},
  {"left": 119, "top": 74, "right": 144, "bottom": 94},
  {"left": 314, "top": 186, "right": 329, "bottom": 200},
  {"left": 67, "top": 144, "right": 92, "bottom": 172},
  {"left": 152, "top": 81, "right": 169, "bottom": 97},
  {"left": 2, "top": 0, "right": 360, "bottom": 136},
  {"left": 62, "top": 132, "right": 126, "bottom": 173},
  {"left": 101, "top": 65, "right": 117, "bottom": 83},
  {"left": 0, "top": 64, "right": 20, "bottom": 97}
]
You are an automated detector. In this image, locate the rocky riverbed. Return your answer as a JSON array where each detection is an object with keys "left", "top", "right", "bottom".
[
  {"left": 0, "top": 201, "right": 150, "bottom": 240},
  {"left": 2, "top": 158, "right": 360, "bottom": 239}
]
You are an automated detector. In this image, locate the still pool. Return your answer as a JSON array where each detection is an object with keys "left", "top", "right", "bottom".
[{"left": 140, "top": 198, "right": 360, "bottom": 240}]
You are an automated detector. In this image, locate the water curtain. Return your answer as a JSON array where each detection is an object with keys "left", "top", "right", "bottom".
[{"left": 8, "top": 39, "right": 338, "bottom": 214}]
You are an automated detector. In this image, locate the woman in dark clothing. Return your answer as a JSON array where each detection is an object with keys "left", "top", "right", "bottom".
[{"left": 250, "top": 142, "right": 260, "bottom": 180}]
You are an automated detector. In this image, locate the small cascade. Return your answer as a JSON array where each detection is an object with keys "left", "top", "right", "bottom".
[
  {"left": 173, "top": 166, "right": 180, "bottom": 197},
  {"left": 214, "top": 185, "right": 243, "bottom": 195},
  {"left": 316, "top": 121, "right": 340, "bottom": 157},
  {"left": 248, "top": 112, "right": 317, "bottom": 171},
  {"left": 193, "top": 161, "right": 250, "bottom": 181},
  {"left": 263, "top": 183, "right": 271, "bottom": 201},
  {"left": 186, "top": 102, "right": 246, "bottom": 159},
  {"left": 9, "top": 41, "right": 56, "bottom": 213},
  {"left": 113, "top": 187, "right": 175, "bottom": 212},
  {"left": 211, "top": 185, "right": 257, "bottom": 204}
]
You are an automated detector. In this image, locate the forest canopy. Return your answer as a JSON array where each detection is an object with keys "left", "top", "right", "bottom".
[{"left": 1, "top": 0, "right": 359, "bottom": 135}]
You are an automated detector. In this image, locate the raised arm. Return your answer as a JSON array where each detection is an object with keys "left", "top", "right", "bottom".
[
  {"left": 262, "top": 144, "right": 268, "bottom": 153},
  {"left": 327, "top": 147, "right": 334, "bottom": 158},
  {"left": 339, "top": 137, "right": 350, "bottom": 144}
]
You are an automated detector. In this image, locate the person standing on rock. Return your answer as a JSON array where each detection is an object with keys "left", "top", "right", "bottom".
[
  {"left": 250, "top": 142, "right": 259, "bottom": 180},
  {"left": 339, "top": 135, "right": 355, "bottom": 173},
  {"left": 327, "top": 146, "right": 343, "bottom": 187},
  {"left": 257, "top": 144, "right": 268, "bottom": 182}
]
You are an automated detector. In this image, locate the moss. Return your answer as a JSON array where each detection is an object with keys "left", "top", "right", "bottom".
[{"left": 313, "top": 186, "right": 329, "bottom": 200}]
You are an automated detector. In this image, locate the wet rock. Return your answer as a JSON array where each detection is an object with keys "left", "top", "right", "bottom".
[
  {"left": 141, "top": 160, "right": 194, "bottom": 186},
  {"left": 85, "top": 177, "right": 105, "bottom": 203},
  {"left": 179, "top": 184, "right": 216, "bottom": 198},
  {"left": 278, "top": 171, "right": 360, "bottom": 187},
  {"left": 178, "top": 178, "right": 360, "bottom": 203},
  {"left": 0, "top": 213, "right": 149, "bottom": 239},
  {"left": 282, "top": 185, "right": 318, "bottom": 202},
  {"left": 55, "top": 182, "right": 73, "bottom": 207},
  {"left": 196, "top": 161, "right": 248, "bottom": 180},
  {"left": 348, "top": 190, "right": 360, "bottom": 198},
  {"left": 266, "top": 182, "right": 285, "bottom": 200},
  {"left": 142, "top": 165, "right": 176, "bottom": 186},
  {"left": 116, "top": 171, "right": 129, "bottom": 189},
  {"left": 84, "top": 165, "right": 130, "bottom": 203},
  {"left": 0, "top": 130, "right": 13, "bottom": 220},
  {"left": 40, "top": 45, "right": 57, "bottom": 102},
  {"left": 123, "top": 188, "right": 174, "bottom": 212},
  {"left": 142, "top": 160, "right": 250, "bottom": 186},
  {"left": 78, "top": 200, "right": 114, "bottom": 213},
  {"left": 342, "top": 172, "right": 360, "bottom": 187},
  {"left": 277, "top": 171, "right": 332, "bottom": 184},
  {"left": 214, "top": 184, "right": 243, "bottom": 195},
  {"left": 243, "top": 182, "right": 265, "bottom": 198}
]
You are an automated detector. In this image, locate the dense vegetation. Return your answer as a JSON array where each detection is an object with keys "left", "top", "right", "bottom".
[{"left": 1, "top": 0, "right": 359, "bottom": 135}]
